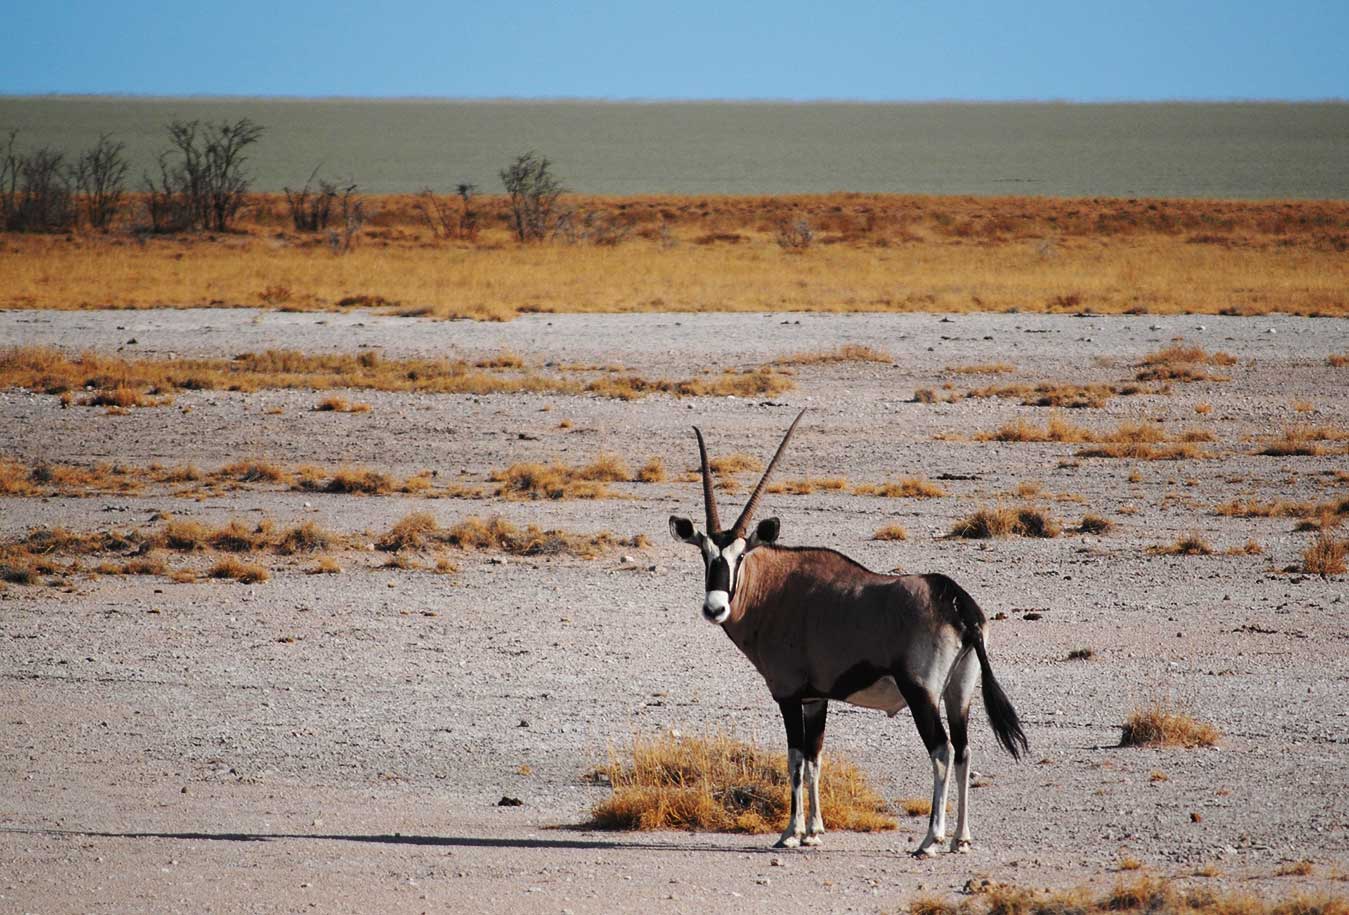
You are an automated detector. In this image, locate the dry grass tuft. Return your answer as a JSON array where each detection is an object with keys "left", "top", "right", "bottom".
[
  {"left": 872, "top": 523, "right": 909, "bottom": 541},
  {"left": 774, "top": 344, "right": 892, "bottom": 365},
  {"left": 314, "top": 395, "right": 371, "bottom": 413},
  {"left": 373, "top": 513, "right": 643, "bottom": 560},
  {"left": 1259, "top": 424, "right": 1349, "bottom": 457},
  {"left": 1136, "top": 344, "right": 1236, "bottom": 382},
  {"left": 1078, "top": 514, "right": 1114, "bottom": 534},
  {"left": 636, "top": 457, "right": 666, "bottom": 483},
  {"left": 376, "top": 512, "right": 440, "bottom": 552},
  {"left": 708, "top": 453, "right": 763, "bottom": 476},
  {"left": 1120, "top": 702, "right": 1220, "bottom": 748},
  {"left": 1275, "top": 860, "right": 1315, "bottom": 877},
  {"left": 766, "top": 476, "right": 849, "bottom": 495},
  {"left": 207, "top": 556, "right": 269, "bottom": 584},
  {"left": 854, "top": 476, "right": 946, "bottom": 498},
  {"left": 308, "top": 555, "right": 342, "bottom": 574},
  {"left": 948, "top": 362, "right": 1016, "bottom": 375},
  {"left": 976, "top": 414, "right": 1091, "bottom": 443},
  {"left": 950, "top": 505, "right": 1060, "bottom": 539},
  {"left": 490, "top": 453, "right": 634, "bottom": 500},
  {"left": 1328, "top": 353, "right": 1349, "bottom": 367},
  {"left": 1151, "top": 532, "right": 1214, "bottom": 556},
  {"left": 587, "top": 732, "right": 895, "bottom": 834},
  {"left": 1304, "top": 526, "right": 1348, "bottom": 576}
]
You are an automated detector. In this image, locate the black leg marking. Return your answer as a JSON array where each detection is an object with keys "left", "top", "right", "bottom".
[
  {"left": 948, "top": 703, "right": 971, "bottom": 767},
  {"left": 896, "top": 681, "right": 948, "bottom": 755},
  {"left": 802, "top": 700, "right": 828, "bottom": 763},
  {"left": 778, "top": 699, "right": 804, "bottom": 752}
]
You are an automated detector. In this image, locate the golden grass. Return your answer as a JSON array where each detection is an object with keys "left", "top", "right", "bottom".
[
  {"left": 1150, "top": 533, "right": 1215, "bottom": 556},
  {"left": 1330, "top": 354, "right": 1349, "bottom": 367},
  {"left": 976, "top": 413, "right": 1092, "bottom": 443},
  {"left": 1135, "top": 344, "right": 1237, "bottom": 383},
  {"left": 1121, "top": 702, "right": 1220, "bottom": 748},
  {"left": 965, "top": 380, "right": 1145, "bottom": 409},
  {"left": 950, "top": 505, "right": 1061, "bottom": 539},
  {"left": 314, "top": 395, "right": 371, "bottom": 413},
  {"left": 1258, "top": 424, "right": 1349, "bottom": 457},
  {"left": 207, "top": 556, "right": 269, "bottom": 583},
  {"left": 912, "top": 874, "right": 1348, "bottom": 915},
  {"left": 375, "top": 512, "right": 645, "bottom": 560},
  {"left": 587, "top": 732, "right": 895, "bottom": 834},
  {"left": 1078, "top": 514, "right": 1114, "bottom": 534},
  {"left": 707, "top": 453, "right": 763, "bottom": 475},
  {"left": 1073, "top": 421, "right": 1214, "bottom": 461},
  {"left": 853, "top": 476, "right": 946, "bottom": 498},
  {"left": 5, "top": 193, "right": 1347, "bottom": 321},
  {"left": 773, "top": 344, "right": 892, "bottom": 365},
  {"left": 766, "top": 476, "right": 850, "bottom": 495},
  {"left": 1304, "top": 526, "right": 1348, "bottom": 576},
  {"left": 636, "top": 457, "right": 666, "bottom": 483},
  {"left": 307, "top": 555, "right": 342, "bottom": 574},
  {"left": 1276, "top": 861, "right": 1316, "bottom": 878},
  {"left": 0, "top": 345, "right": 791, "bottom": 404},
  {"left": 873, "top": 523, "right": 909, "bottom": 541},
  {"left": 948, "top": 362, "right": 1016, "bottom": 375}
]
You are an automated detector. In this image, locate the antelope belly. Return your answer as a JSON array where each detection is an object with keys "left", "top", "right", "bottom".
[{"left": 844, "top": 676, "right": 907, "bottom": 717}]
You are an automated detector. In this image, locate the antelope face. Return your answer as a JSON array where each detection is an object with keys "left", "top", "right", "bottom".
[{"left": 669, "top": 516, "right": 780, "bottom": 624}]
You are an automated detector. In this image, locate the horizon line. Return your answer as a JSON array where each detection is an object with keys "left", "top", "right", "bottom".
[{"left": 4, "top": 92, "right": 1348, "bottom": 106}]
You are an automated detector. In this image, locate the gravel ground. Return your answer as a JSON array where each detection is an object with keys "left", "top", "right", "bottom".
[{"left": 1, "top": 308, "right": 1347, "bottom": 914}]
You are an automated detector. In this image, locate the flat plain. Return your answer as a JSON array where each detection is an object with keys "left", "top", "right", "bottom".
[{"left": 1, "top": 307, "right": 1347, "bottom": 913}]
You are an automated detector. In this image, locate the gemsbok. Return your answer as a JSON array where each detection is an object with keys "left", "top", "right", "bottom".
[{"left": 668, "top": 410, "right": 1027, "bottom": 856}]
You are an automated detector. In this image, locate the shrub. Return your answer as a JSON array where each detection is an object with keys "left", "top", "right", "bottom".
[
  {"left": 1304, "top": 526, "right": 1347, "bottom": 576},
  {"left": 144, "top": 118, "right": 265, "bottom": 233},
  {"left": 208, "top": 557, "right": 269, "bottom": 583},
  {"left": 588, "top": 733, "right": 895, "bottom": 833},
  {"left": 950, "top": 505, "right": 1060, "bottom": 539},
  {"left": 873, "top": 523, "right": 908, "bottom": 541},
  {"left": 71, "top": 133, "right": 128, "bottom": 230},
  {"left": 1120, "top": 702, "right": 1219, "bottom": 747},
  {"left": 500, "top": 151, "right": 564, "bottom": 243}
]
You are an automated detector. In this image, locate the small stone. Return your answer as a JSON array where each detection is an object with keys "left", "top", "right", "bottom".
[
  {"left": 497, "top": 796, "right": 523, "bottom": 807},
  {"left": 756, "top": 877, "right": 771, "bottom": 886},
  {"left": 770, "top": 857, "right": 784, "bottom": 867}
]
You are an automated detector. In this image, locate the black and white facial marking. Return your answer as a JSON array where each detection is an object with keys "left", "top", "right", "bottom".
[{"left": 669, "top": 516, "right": 780, "bottom": 625}]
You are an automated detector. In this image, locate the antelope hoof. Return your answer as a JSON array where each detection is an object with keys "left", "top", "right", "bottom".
[
  {"left": 775, "top": 832, "right": 803, "bottom": 849},
  {"left": 912, "top": 843, "right": 941, "bottom": 859},
  {"left": 950, "top": 838, "right": 972, "bottom": 854},
  {"left": 802, "top": 833, "right": 823, "bottom": 847}
]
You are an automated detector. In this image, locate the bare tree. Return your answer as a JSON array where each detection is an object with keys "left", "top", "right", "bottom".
[
  {"left": 500, "top": 151, "right": 564, "bottom": 243},
  {"left": 413, "top": 188, "right": 457, "bottom": 240},
  {"left": 145, "top": 119, "right": 265, "bottom": 233},
  {"left": 456, "top": 182, "right": 479, "bottom": 240},
  {"left": 71, "top": 134, "right": 128, "bottom": 230},
  {"left": 285, "top": 165, "right": 352, "bottom": 232},
  {"left": 328, "top": 192, "right": 366, "bottom": 255},
  {"left": 0, "top": 132, "right": 75, "bottom": 232}
]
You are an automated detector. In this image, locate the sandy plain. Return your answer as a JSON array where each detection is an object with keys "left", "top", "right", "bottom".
[{"left": 1, "top": 307, "right": 1346, "bottom": 914}]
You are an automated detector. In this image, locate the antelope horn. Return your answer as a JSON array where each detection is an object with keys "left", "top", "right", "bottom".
[
  {"left": 693, "top": 426, "right": 721, "bottom": 533},
  {"left": 732, "top": 409, "right": 806, "bottom": 538}
]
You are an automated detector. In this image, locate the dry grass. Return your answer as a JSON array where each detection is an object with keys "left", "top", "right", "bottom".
[
  {"left": 1120, "top": 702, "right": 1220, "bottom": 748},
  {"left": 1151, "top": 533, "right": 1215, "bottom": 556},
  {"left": 1135, "top": 344, "right": 1237, "bottom": 382},
  {"left": 376, "top": 512, "right": 645, "bottom": 560},
  {"left": 587, "top": 732, "right": 895, "bottom": 834},
  {"left": 1076, "top": 421, "right": 1214, "bottom": 461},
  {"left": 853, "top": 476, "right": 946, "bottom": 498},
  {"left": 707, "top": 453, "right": 763, "bottom": 476},
  {"left": 911, "top": 874, "right": 1347, "bottom": 915},
  {"left": 0, "top": 345, "right": 791, "bottom": 404},
  {"left": 976, "top": 413, "right": 1092, "bottom": 443},
  {"left": 965, "top": 381, "right": 1144, "bottom": 409},
  {"left": 1329, "top": 354, "right": 1349, "bottom": 367},
  {"left": 308, "top": 555, "right": 342, "bottom": 574},
  {"left": 948, "top": 362, "right": 1016, "bottom": 375},
  {"left": 1077, "top": 514, "right": 1114, "bottom": 534},
  {"left": 207, "top": 556, "right": 269, "bottom": 583},
  {"left": 636, "top": 457, "right": 666, "bottom": 483},
  {"left": 314, "top": 395, "right": 371, "bottom": 413},
  {"left": 872, "top": 523, "right": 909, "bottom": 541},
  {"left": 949, "top": 505, "right": 1061, "bottom": 539},
  {"left": 489, "top": 452, "right": 641, "bottom": 500},
  {"left": 6, "top": 194, "right": 1347, "bottom": 321},
  {"left": 1275, "top": 861, "right": 1316, "bottom": 878},
  {"left": 773, "top": 344, "right": 892, "bottom": 365},
  {"left": 1258, "top": 424, "right": 1349, "bottom": 457},
  {"left": 766, "top": 476, "right": 850, "bottom": 495},
  {"left": 1304, "top": 526, "right": 1348, "bottom": 576}
]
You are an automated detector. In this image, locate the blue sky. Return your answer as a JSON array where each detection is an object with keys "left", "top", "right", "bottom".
[{"left": 4, "top": 0, "right": 1346, "bottom": 101}]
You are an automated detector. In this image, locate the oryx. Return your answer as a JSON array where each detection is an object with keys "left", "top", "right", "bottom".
[{"left": 668, "top": 410, "right": 1027, "bottom": 856}]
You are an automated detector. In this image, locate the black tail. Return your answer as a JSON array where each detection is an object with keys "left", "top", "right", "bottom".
[{"left": 932, "top": 575, "right": 1029, "bottom": 760}]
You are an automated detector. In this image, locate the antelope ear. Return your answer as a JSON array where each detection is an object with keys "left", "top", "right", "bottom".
[
  {"left": 748, "top": 516, "right": 781, "bottom": 548},
  {"left": 669, "top": 515, "right": 698, "bottom": 544}
]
